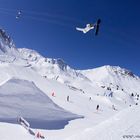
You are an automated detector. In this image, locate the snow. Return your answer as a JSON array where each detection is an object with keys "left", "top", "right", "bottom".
[
  {"left": 0, "top": 78, "right": 81, "bottom": 129},
  {"left": 65, "top": 105, "right": 140, "bottom": 140},
  {"left": 0, "top": 123, "right": 34, "bottom": 140},
  {"left": 0, "top": 28, "right": 140, "bottom": 140},
  {"left": 1, "top": 104, "right": 140, "bottom": 140}
]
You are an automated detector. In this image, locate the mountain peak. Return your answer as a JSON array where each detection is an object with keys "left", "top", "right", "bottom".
[
  {"left": 103, "top": 65, "right": 136, "bottom": 78},
  {"left": 0, "top": 28, "right": 18, "bottom": 56},
  {"left": 18, "top": 48, "right": 68, "bottom": 71},
  {"left": 55, "top": 58, "right": 68, "bottom": 71},
  {"left": 18, "top": 48, "right": 43, "bottom": 61}
]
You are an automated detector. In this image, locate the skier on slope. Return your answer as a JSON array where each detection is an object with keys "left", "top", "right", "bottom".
[
  {"left": 109, "top": 91, "right": 113, "bottom": 97},
  {"left": 67, "top": 95, "right": 69, "bottom": 102},
  {"left": 89, "top": 97, "right": 92, "bottom": 101},
  {"left": 36, "top": 131, "right": 45, "bottom": 139},
  {"left": 96, "top": 105, "right": 99, "bottom": 111},
  {"left": 52, "top": 92, "right": 55, "bottom": 97},
  {"left": 112, "top": 105, "right": 117, "bottom": 111}
]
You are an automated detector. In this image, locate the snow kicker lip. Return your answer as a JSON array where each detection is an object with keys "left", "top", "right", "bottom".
[{"left": 0, "top": 116, "right": 83, "bottom": 130}]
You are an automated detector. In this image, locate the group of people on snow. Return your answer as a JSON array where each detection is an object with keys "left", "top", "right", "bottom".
[{"left": 51, "top": 91, "right": 119, "bottom": 112}]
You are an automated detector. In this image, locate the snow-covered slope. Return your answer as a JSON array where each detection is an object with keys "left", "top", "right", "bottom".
[
  {"left": 0, "top": 28, "right": 140, "bottom": 140},
  {"left": 0, "top": 78, "right": 80, "bottom": 129},
  {"left": 65, "top": 104, "right": 140, "bottom": 140},
  {"left": 0, "top": 29, "right": 18, "bottom": 55},
  {"left": 17, "top": 48, "right": 140, "bottom": 108},
  {"left": 18, "top": 48, "right": 90, "bottom": 84},
  {"left": 17, "top": 47, "right": 140, "bottom": 96},
  {"left": 0, "top": 122, "right": 34, "bottom": 140},
  {"left": 80, "top": 65, "right": 140, "bottom": 94},
  {"left": 0, "top": 29, "right": 20, "bottom": 63},
  {"left": 1, "top": 101, "right": 140, "bottom": 140}
]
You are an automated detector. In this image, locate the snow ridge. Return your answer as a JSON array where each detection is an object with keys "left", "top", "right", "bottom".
[{"left": 0, "top": 29, "right": 18, "bottom": 56}]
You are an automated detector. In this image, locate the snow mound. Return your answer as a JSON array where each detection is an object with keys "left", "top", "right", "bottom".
[{"left": 0, "top": 78, "right": 81, "bottom": 129}]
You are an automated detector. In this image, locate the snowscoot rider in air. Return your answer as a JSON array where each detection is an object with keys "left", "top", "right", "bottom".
[{"left": 76, "top": 19, "right": 101, "bottom": 35}]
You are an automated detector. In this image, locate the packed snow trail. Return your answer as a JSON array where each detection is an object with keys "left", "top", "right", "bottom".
[
  {"left": 1, "top": 105, "right": 140, "bottom": 140},
  {"left": 65, "top": 105, "right": 140, "bottom": 140},
  {"left": 0, "top": 123, "right": 35, "bottom": 140}
]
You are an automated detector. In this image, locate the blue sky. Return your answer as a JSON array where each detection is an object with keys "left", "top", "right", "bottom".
[{"left": 0, "top": 0, "right": 140, "bottom": 75}]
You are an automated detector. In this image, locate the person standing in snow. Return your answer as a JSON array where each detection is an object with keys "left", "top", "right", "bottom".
[
  {"left": 52, "top": 92, "right": 55, "bottom": 97},
  {"left": 67, "top": 95, "right": 69, "bottom": 102},
  {"left": 89, "top": 97, "right": 92, "bottom": 101},
  {"left": 36, "top": 131, "right": 41, "bottom": 138},
  {"left": 109, "top": 92, "right": 113, "bottom": 97},
  {"left": 36, "top": 131, "right": 45, "bottom": 139},
  {"left": 112, "top": 105, "right": 117, "bottom": 110},
  {"left": 96, "top": 105, "right": 99, "bottom": 111}
]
